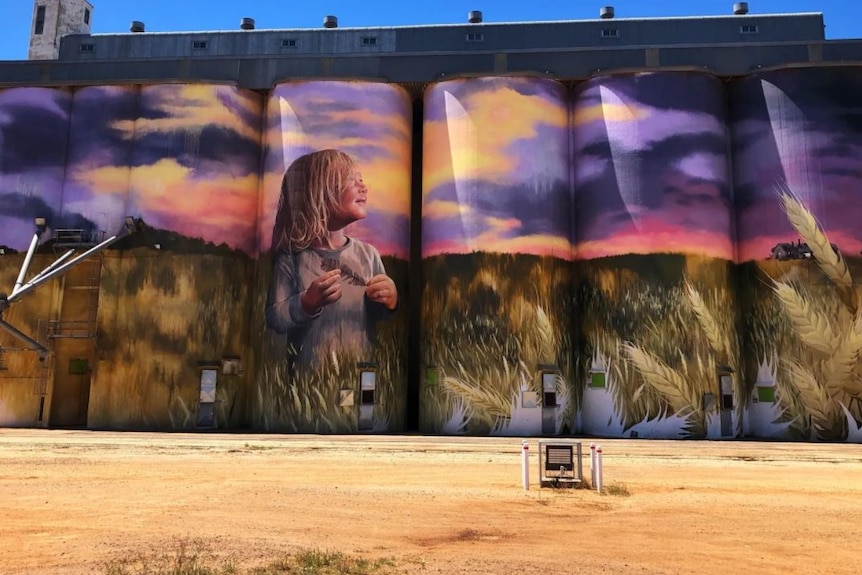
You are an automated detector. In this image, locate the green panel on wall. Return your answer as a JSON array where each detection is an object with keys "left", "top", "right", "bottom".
[{"left": 757, "top": 386, "right": 776, "bottom": 403}]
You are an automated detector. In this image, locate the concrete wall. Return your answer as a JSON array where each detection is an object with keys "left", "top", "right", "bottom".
[{"left": 29, "top": 0, "right": 93, "bottom": 60}]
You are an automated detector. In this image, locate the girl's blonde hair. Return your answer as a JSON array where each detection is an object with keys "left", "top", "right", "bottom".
[{"left": 271, "top": 149, "right": 358, "bottom": 252}]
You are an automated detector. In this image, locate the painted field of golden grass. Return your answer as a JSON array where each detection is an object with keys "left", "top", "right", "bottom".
[
  {"left": 419, "top": 253, "right": 576, "bottom": 435},
  {"left": 737, "top": 188, "right": 862, "bottom": 442},
  {"left": 577, "top": 253, "right": 741, "bottom": 438},
  {"left": 93, "top": 248, "right": 255, "bottom": 430}
]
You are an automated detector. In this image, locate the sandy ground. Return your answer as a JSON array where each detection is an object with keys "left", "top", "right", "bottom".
[{"left": 1, "top": 430, "right": 860, "bottom": 575}]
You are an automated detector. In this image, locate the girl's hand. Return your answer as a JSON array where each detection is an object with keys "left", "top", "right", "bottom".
[
  {"left": 301, "top": 269, "right": 342, "bottom": 314},
  {"left": 366, "top": 275, "right": 398, "bottom": 310}
]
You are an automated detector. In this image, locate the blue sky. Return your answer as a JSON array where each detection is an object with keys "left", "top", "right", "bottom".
[{"left": 1, "top": 0, "right": 858, "bottom": 60}]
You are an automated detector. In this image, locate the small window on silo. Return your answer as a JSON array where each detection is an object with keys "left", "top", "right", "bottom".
[
  {"left": 282, "top": 38, "right": 297, "bottom": 48},
  {"left": 601, "top": 28, "right": 619, "bottom": 38},
  {"left": 361, "top": 36, "right": 377, "bottom": 46},
  {"left": 35, "top": 6, "right": 46, "bottom": 35},
  {"left": 466, "top": 32, "right": 484, "bottom": 42},
  {"left": 360, "top": 370, "right": 376, "bottom": 405},
  {"left": 542, "top": 372, "right": 557, "bottom": 407},
  {"left": 740, "top": 24, "right": 759, "bottom": 34},
  {"left": 79, "top": 43, "right": 95, "bottom": 53},
  {"left": 192, "top": 40, "right": 208, "bottom": 50}
]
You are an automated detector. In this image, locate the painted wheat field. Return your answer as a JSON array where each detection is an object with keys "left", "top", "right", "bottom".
[
  {"left": 94, "top": 246, "right": 255, "bottom": 430},
  {"left": 738, "top": 190, "right": 862, "bottom": 442},
  {"left": 419, "top": 253, "right": 576, "bottom": 436},
  {"left": 578, "top": 253, "right": 741, "bottom": 439},
  {"left": 580, "top": 188, "right": 862, "bottom": 443}
]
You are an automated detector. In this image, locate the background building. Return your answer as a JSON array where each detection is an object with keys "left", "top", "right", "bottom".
[{"left": 0, "top": 1, "right": 861, "bottom": 442}]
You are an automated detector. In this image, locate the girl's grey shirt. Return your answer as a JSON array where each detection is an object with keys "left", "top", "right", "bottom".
[{"left": 265, "top": 237, "right": 392, "bottom": 367}]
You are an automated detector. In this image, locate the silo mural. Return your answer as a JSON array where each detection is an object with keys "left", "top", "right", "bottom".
[
  {"left": 0, "top": 87, "right": 71, "bottom": 426},
  {"left": 90, "top": 84, "right": 263, "bottom": 430},
  {"left": 574, "top": 72, "right": 739, "bottom": 440},
  {"left": 419, "top": 76, "right": 574, "bottom": 436},
  {"left": 733, "top": 67, "right": 862, "bottom": 443},
  {"left": 252, "top": 81, "right": 412, "bottom": 433}
]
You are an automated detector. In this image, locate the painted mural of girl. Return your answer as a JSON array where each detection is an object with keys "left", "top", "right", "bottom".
[{"left": 265, "top": 149, "right": 398, "bottom": 368}]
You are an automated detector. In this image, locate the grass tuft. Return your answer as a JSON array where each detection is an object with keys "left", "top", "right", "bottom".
[
  {"left": 603, "top": 482, "right": 631, "bottom": 497},
  {"left": 104, "top": 539, "right": 398, "bottom": 575}
]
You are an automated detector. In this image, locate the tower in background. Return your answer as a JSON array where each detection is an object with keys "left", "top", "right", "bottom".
[{"left": 28, "top": 0, "right": 94, "bottom": 60}]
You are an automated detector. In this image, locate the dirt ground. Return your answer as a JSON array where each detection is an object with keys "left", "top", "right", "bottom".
[{"left": 1, "top": 430, "right": 860, "bottom": 575}]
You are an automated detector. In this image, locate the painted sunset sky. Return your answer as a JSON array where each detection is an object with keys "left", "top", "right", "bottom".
[
  {"left": 573, "top": 73, "right": 735, "bottom": 261},
  {"left": 260, "top": 81, "right": 413, "bottom": 260},
  {"left": 422, "top": 77, "right": 571, "bottom": 259},
  {"left": 0, "top": 84, "right": 263, "bottom": 255},
  {"left": 0, "top": 87, "right": 71, "bottom": 251},
  {"left": 732, "top": 67, "right": 862, "bottom": 262},
  {"left": 126, "top": 85, "right": 263, "bottom": 255}
]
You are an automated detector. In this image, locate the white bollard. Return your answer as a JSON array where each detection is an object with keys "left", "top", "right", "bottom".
[
  {"left": 521, "top": 440, "right": 530, "bottom": 490},
  {"left": 590, "top": 442, "right": 596, "bottom": 486},
  {"left": 596, "top": 445, "right": 604, "bottom": 494}
]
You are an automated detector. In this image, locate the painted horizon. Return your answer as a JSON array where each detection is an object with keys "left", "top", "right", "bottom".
[
  {"left": 421, "top": 77, "right": 572, "bottom": 260},
  {"left": 573, "top": 72, "right": 735, "bottom": 262},
  {"left": 732, "top": 67, "right": 862, "bottom": 263},
  {"left": 259, "top": 81, "right": 413, "bottom": 260}
]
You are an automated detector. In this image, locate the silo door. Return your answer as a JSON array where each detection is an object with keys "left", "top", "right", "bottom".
[
  {"left": 719, "top": 374, "right": 733, "bottom": 437},
  {"left": 541, "top": 372, "right": 557, "bottom": 435},
  {"left": 358, "top": 370, "right": 376, "bottom": 432},
  {"left": 196, "top": 369, "right": 217, "bottom": 428}
]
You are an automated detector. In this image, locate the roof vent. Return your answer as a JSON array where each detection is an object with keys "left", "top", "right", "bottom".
[
  {"left": 130, "top": 21, "right": 145, "bottom": 33},
  {"left": 468, "top": 10, "right": 483, "bottom": 24},
  {"left": 599, "top": 6, "right": 615, "bottom": 19},
  {"left": 733, "top": 2, "right": 749, "bottom": 15},
  {"left": 240, "top": 17, "right": 255, "bottom": 30},
  {"left": 323, "top": 15, "right": 338, "bottom": 28}
]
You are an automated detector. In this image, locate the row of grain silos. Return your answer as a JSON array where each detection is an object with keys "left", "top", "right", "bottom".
[{"left": 0, "top": 67, "right": 860, "bottom": 442}]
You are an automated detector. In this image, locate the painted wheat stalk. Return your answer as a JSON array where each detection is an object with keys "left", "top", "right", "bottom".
[
  {"left": 685, "top": 280, "right": 725, "bottom": 358},
  {"left": 441, "top": 376, "right": 512, "bottom": 424},
  {"left": 824, "top": 311, "right": 862, "bottom": 395},
  {"left": 778, "top": 188, "right": 857, "bottom": 311},
  {"left": 786, "top": 360, "right": 846, "bottom": 440},
  {"left": 622, "top": 343, "right": 699, "bottom": 417},
  {"left": 534, "top": 305, "right": 556, "bottom": 362},
  {"left": 772, "top": 281, "right": 838, "bottom": 355}
]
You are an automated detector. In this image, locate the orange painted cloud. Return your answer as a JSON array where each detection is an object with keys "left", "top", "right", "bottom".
[
  {"left": 71, "top": 165, "right": 132, "bottom": 197},
  {"left": 423, "top": 82, "right": 568, "bottom": 194},
  {"left": 114, "top": 85, "right": 262, "bottom": 144},
  {"left": 129, "top": 158, "right": 259, "bottom": 253},
  {"left": 572, "top": 102, "right": 651, "bottom": 126},
  {"left": 424, "top": 199, "right": 471, "bottom": 219}
]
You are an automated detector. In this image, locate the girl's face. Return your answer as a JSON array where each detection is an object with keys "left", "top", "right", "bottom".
[{"left": 331, "top": 169, "right": 368, "bottom": 227}]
